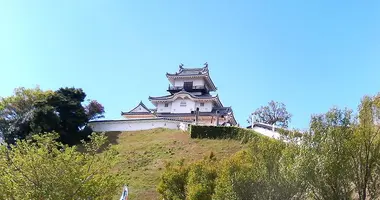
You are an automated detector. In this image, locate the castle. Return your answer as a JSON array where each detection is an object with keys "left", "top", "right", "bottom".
[
  {"left": 89, "top": 64, "right": 237, "bottom": 132},
  {"left": 122, "top": 64, "right": 237, "bottom": 126}
]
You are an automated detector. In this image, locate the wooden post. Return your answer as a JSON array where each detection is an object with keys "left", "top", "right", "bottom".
[
  {"left": 216, "top": 110, "right": 220, "bottom": 126},
  {"left": 195, "top": 107, "right": 199, "bottom": 125},
  {"left": 251, "top": 114, "right": 254, "bottom": 129}
]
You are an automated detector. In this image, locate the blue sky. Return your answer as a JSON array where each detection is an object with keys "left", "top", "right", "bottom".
[{"left": 1, "top": 0, "right": 380, "bottom": 129}]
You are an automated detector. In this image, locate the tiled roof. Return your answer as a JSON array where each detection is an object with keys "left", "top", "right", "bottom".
[
  {"left": 149, "top": 91, "right": 216, "bottom": 100},
  {"left": 149, "top": 91, "right": 223, "bottom": 107},
  {"left": 121, "top": 101, "right": 152, "bottom": 115},
  {"left": 166, "top": 64, "right": 209, "bottom": 76},
  {"left": 155, "top": 106, "right": 237, "bottom": 125},
  {"left": 166, "top": 64, "right": 217, "bottom": 91},
  {"left": 121, "top": 112, "right": 154, "bottom": 115}
]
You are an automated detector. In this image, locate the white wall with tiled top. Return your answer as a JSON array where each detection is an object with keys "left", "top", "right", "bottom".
[{"left": 89, "top": 120, "right": 190, "bottom": 132}]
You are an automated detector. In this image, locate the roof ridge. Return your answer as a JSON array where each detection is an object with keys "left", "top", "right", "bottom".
[{"left": 124, "top": 101, "right": 152, "bottom": 114}]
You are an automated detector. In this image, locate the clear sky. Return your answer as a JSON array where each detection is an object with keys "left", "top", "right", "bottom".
[{"left": 1, "top": 0, "right": 380, "bottom": 129}]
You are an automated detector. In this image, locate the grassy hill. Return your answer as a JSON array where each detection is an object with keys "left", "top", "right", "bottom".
[{"left": 106, "top": 128, "right": 248, "bottom": 199}]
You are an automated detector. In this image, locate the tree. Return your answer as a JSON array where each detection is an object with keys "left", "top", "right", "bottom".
[
  {"left": 0, "top": 87, "right": 105, "bottom": 145},
  {"left": 350, "top": 95, "right": 380, "bottom": 200},
  {"left": 213, "top": 137, "right": 304, "bottom": 200},
  {"left": 85, "top": 100, "right": 105, "bottom": 120},
  {"left": 0, "top": 133, "right": 123, "bottom": 199},
  {"left": 48, "top": 87, "right": 90, "bottom": 144},
  {"left": 299, "top": 107, "right": 355, "bottom": 199},
  {"left": 248, "top": 100, "right": 292, "bottom": 128},
  {"left": 0, "top": 87, "right": 53, "bottom": 143},
  {"left": 296, "top": 96, "right": 380, "bottom": 200}
]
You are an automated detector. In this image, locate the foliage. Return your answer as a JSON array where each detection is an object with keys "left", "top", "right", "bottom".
[
  {"left": 350, "top": 95, "right": 380, "bottom": 200},
  {"left": 190, "top": 125, "right": 260, "bottom": 142},
  {"left": 157, "top": 159, "right": 188, "bottom": 200},
  {"left": 85, "top": 100, "right": 105, "bottom": 120},
  {"left": 298, "top": 96, "right": 380, "bottom": 200},
  {"left": 213, "top": 138, "right": 304, "bottom": 200},
  {"left": 248, "top": 100, "right": 292, "bottom": 128},
  {"left": 299, "top": 107, "right": 355, "bottom": 199},
  {"left": 0, "top": 87, "right": 52, "bottom": 143},
  {"left": 160, "top": 93, "right": 380, "bottom": 199},
  {"left": 48, "top": 87, "right": 93, "bottom": 144},
  {"left": 158, "top": 136, "right": 304, "bottom": 200},
  {"left": 0, "top": 87, "right": 105, "bottom": 144},
  {"left": 0, "top": 132, "right": 123, "bottom": 199},
  {"left": 186, "top": 157, "right": 217, "bottom": 200},
  {"left": 157, "top": 155, "right": 218, "bottom": 200}
]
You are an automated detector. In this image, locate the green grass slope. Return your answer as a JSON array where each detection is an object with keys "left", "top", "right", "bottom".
[{"left": 106, "top": 128, "right": 248, "bottom": 199}]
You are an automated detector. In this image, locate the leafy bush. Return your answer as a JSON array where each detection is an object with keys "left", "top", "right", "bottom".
[
  {"left": 186, "top": 160, "right": 217, "bottom": 200},
  {"left": 157, "top": 155, "right": 218, "bottom": 200},
  {"left": 157, "top": 159, "right": 188, "bottom": 200},
  {"left": 0, "top": 133, "right": 124, "bottom": 199},
  {"left": 157, "top": 136, "right": 304, "bottom": 200}
]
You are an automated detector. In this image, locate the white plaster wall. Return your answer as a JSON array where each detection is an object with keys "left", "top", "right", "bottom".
[
  {"left": 195, "top": 102, "right": 213, "bottom": 112},
  {"left": 252, "top": 127, "right": 281, "bottom": 139},
  {"left": 156, "top": 102, "right": 172, "bottom": 113},
  {"left": 171, "top": 98, "right": 195, "bottom": 113},
  {"left": 174, "top": 78, "right": 204, "bottom": 87},
  {"left": 89, "top": 120, "right": 189, "bottom": 132}
]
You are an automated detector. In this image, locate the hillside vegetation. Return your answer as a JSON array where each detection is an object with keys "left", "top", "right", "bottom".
[{"left": 106, "top": 128, "right": 248, "bottom": 199}]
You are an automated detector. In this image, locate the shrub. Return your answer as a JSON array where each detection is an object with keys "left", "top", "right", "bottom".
[
  {"left": 0, "top": 133, "right": 124, "bottom": 199},
  {"left": 186, "top": 160, "right": 217, "bottom": 200},
  {"left": 157, "top": 157, "right": 218, "bottom": 200},
  {"left": 157, "top": 159, "right": 188, "bottom": 200},
  {"left": 190, "top": 125, "right": 260, "bottom": 142}
]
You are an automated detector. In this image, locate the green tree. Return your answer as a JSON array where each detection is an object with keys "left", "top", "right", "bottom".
[
  {"left": 0, "top": 87, "right": 52, "bottom": 143},
  {"left": 0, "top": 133, "right": 123, "bottom": 199},
  {"left": 299, "top": 107, "right": 354, "bottom": 199},
  {"left": 213, "top": 137, "right": 304, "bottom": 200},
  {"left": 48, "top": 87, "right": 91, "bottom": 144},
  {"left": 0, "top": 87, "right": 105, "bottom": 144},
  {"left": 350, "top": 95, "right": 380, "bottom": 200}
]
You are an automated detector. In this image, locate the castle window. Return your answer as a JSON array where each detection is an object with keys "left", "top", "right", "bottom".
[
  {"left": 180, "top": 101, "right": 187, "bottom": 107},
  {"left": 200, "top": 102, "right": 205, "bottom": 107},
  {"left": 164, "top": 103, "right": 169, "bottom": 107}
]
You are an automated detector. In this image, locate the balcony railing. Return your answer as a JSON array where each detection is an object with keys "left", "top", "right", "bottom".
[{"left": 168, "top": 85, "right": 207, "bottom": 91}]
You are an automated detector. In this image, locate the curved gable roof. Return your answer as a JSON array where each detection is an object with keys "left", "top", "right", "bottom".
[
  {"left": 123, "top": 101, "right": 152, "bottom": 114},
  {"left": 149, "top": 91, "right": 223, "bottom": 107}
]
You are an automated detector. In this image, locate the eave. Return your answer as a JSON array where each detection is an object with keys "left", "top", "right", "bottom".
[
  {"left": 166, "top": 73, "right": 217, "bottom": 91},
  {"left": 148, "top": 91, "right": 223, "bottom": 107}
]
